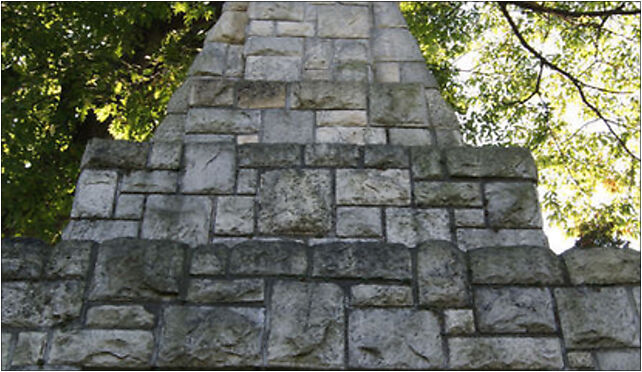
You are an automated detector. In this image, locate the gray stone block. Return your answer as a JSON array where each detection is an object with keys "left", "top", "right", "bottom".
[
  {"left": 351, "top": 285, "right": 412, "bottom": 307},
  {"left": 120, "top": 170, "right": 177, "bottom": 193},
  {"left": 336, "top": 207, "right": 382, "bottom": 238},
  {"left": 2, "top": 281, "right": 83, "bottom": 327},
  {"left": 153, "top": 114, "right": 185, "bottom": 141},
  {"left": 469, "top": 246, "right": 564, "bottom": 284},
  {"left": 595, "top": 350, "right": 641, "bottom": 370},
  {"left": 237, "top": 169, "right": 258, "bottom": 194},
  {"left": 375, "top": 61, "right": 400, "bottom": 82},
  {"left": 245, "top": 56, "right": 302, "bottom": 81},
  {"left": 364, "top": 145, "right": 409, "bottom": 168},
  {"left": 181, "top": 143, "right": 235, "bottom": 194},
  {"left": 187, "top": 279, "right": 264, "bottom": 303},
  {"left": 415, "top": 181, "right": 482, "bottom": 207},
  {"left": 411, "top": 146, "right": 443, "bottom": 179},
  {"left": 225, "top": 45, "right": 245, "bottom": 77},
  {"left": 258, "top": 169, "right": 332, "bottom": 235},
  {"left": 248, "top": 20, "right": 275, "bottom": 36},
  {"left": 425, "top": 88, "right": 459, "bottom": 128},
  {"left": 1, "top": 237, "right": 48, "bottom": 279},
  {"left": 400, "top": 62, "right": 430, "bottom": 83},
  {"left": 304, "top": 38, "right": 333, "bottom": 70},
  {"left": 190, "top": 244, "right": 228, "bottom": 275},
  {"left": 373, "top": 2, "right": 407, "bottom": 28},
  {"left": 457, "top": 228, "right": 549, "bottom": 251},
  {"left": 80, "top": 138, "right": 149, "bottom": 169},
  {"left": 386, "top": 208, "right": 451, "bottom": 246},
  {"left": 445, "top": 309, "right": 475, "bottom": 335},
  {"left": 238, "top": 143, "right": 301, "bottom": 167},
  {"left": 417, "top": 240, "right": 470, "bottom": 307},
  {"left": 188, "top": 42, "right": 227, "bottom": 76},
  {"left": 223, "top": 2, "right": 248, "bottom": 12},
  {"left": 206, "top": 11, "right": 248, "bottom": 44},
  {"left": 62, "top": 220, "right": 139, "bottom": 242},
  {"left": 555, "top": 287, "right": 639, "bottom": 348},
  {"left": 373, "top": 28, "right": 424, "bottom": 61},
  {"left": 214, "top": 196, "right": 254, "bottom": 236},
  {"left": 268, "top": 281, "right": 344, "bottom": 368},
  {"left": 435, "top": 128, "right": 463, "bottom": 146},
  {"left": 475, "top": 287, "right": 556, "bottom": 333},
  {"left": 454, "top": 208, "right": 485, "bottom": 227},
  {"left": 184, "top": 133, "right": 235, "bottom": 143},
  {"left": 45, "top": 240, "right": 94, "bottom": 278},
  {"left": 228, "top": 240, "right": 307, "bottom": 275},
  {"left": 304, "top": 144, "right": 360, "bottom": 167},
  {"left": 316, "top": 127, "right": 386, "bottom": 145},
  {"left": 318, "top": 4, "right": 370, "bottom": 38},
  {"left": 89, "top": 238, "right": 185, "bottom": 301},
  {"left": 70, "top": 170, "right": 118, "bottom": 218},
  {"left": 148, "top": 141, "right": 181, "bottom": 169},
  {"left": 245, "top": 36, "right": 304, "bottom": 56},
  {"left": 262, "top": 109, "right": 314, "bottom": 143},
  {"left": 1, "top": 333, "right": 10, "bottom": 370},
  {"left": 336, "top": 169, "right": 411, "bottom": 206},
  {"left": 114, "top": 194, "right": 144, "bottom": 219},
  {"left": 141, "top": 195, "right": 213, "bottom": 246},
  {"left": 276, "top": 21, "right": 315, "bottom": 37},
  {"left": 186, "top": 108, "right": 260, "bottom": 134},
  {"left": 13, "top": 332, "right": 47, "bottom": 366},
  {"left": 86, "top": 305, "right": 155, "bottom": 329},
  {"left": 349, "top": 309, "right": 444, "bottom": 369},
  {"left": 448, "top": 337, "right": 563, "bottom": 370},
  {"left": 248, "top": 2, "right": 304, "bottom": 21},
  {"left": 316, "top": 110, "right": 367, "bottom": 127},
  {"left": 370, "top": 83, "right": 428, "bottom": 126},
  {"left": 290, "top": 81, "right": 367, "bottom": 109},
  {"left": 563, "top": 247, "right": 641, "bottom": 284},
  {"left": 445, "top": 146, "right": 537, "bottom": 179},
  {"left": 189, "top": 78, "right": 235, "bottom": 107},
  {"left": 313, "top": 242, "right": 411, "bottom": 280},
  {"left": 389, "top": 128, "right": 433, "bottom": 145},
  {"left": 334, "top": 39, "right": 369, "bottom": 63},
  {"left": 237, "top": 81, "right": 286, "bottom": 108},
  {"left": 334, "top": 62, "right": 370, "bottom": 83},
  {"left": 634, "top": 286, "right": 640, "bottom": 315},
  {"left": 485, "top": 182, "right": 542, "bottom": 228},
  {"left": 567, "top": 351, "right": 595, "bottom": 369}
]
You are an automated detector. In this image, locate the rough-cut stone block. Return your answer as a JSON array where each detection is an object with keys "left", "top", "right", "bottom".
[
  {"left": 187, "top": 279, "right": 264, "bottom": 303},
  {"left": 228, "top": 240, "right": 307, "bottom": 275},
  {"left": 13, "top": 332, "right": 47, "bottom": 366},
  {"left": 2, "top": 333, "right": 11, "bottom": 370},
  {"left": 45, "top": 240, "right": 94, "bottom": 278},
  {"left": 245, "top": 56, "right": 302, "bottom": 81},
  {"left": 184, "top": 133, "right": 235, "bottom": 143},
  {"left": 334, "top": 39, "right": 369, "bottom": 63},
  {"left": 304, "top": 38, "right": 333, "bottom": 70},
  {"left": 120, "top": 170, "right": 177, "bottom": 193},
  {"left": 316, "top": 127, "right": 386, "bottom": 145},
  {"left": 245, "top": 36, "right": 304, "bottom": 56},
  {"left": 186, "top": 108, "right": 260, "bottom": 134},
  {"left": 563, "top": 247, "right": 641, "bottom": 284},
  {"left": 373, "top": 2, "right": 407, "bottom": 28},
  {"left": 436, "top": 130, "right": 463, "bottom": 149},
  {"left": 454, "top": 209, "right": 485, "bottom": 227},
  {"left": 386, "top": 208, "right": 451, "bottom": 246},
  {"left": 555, "top": 287, "right": 639, "bottom": 348},
  {"left": 370, "top": 83, "right": 428, "bottom": 126},
  {"left": 237, "top": 81, "right": 286, "bottom": 108},
  {"left": 223, "top": 2, "right": 248, "bottom": 12},
  {"left": 445, "top": 309, "right": 475, "bottom": 335},
  {"left": 457, "top": 229, "right": 549, "bottom": 251},
  {"left": 262, "top": 109, "right": 314, "bottom": 143},
  {"left": 248, "top": 20, "right": 275, "bottom": 36},
  {"left": 334, "top": 62, "right": 370, "bottom": 82},
  {"left": 2, "top": 281, "right": 83, "bottom": 327},
  {"left": 595, "top": 350, "right": 641, "bottom": 370},
  {"left": 86, "top": 305, "right": 155, "bottom": 329},
  {"left": 181, "top": 143, "right": 235, "bottom": 194},
  {"left": 148, "top": 141, "right": 181, "bottom": 169},
  {"left": 237, "top": 169, "right": 257, "bottom": 194},
  {"left": 49, "top": 329, "right": 153, "bottom": 368},
  {"left": 375, "top": 62, "right": 400, "bottom": 82},
  {"left": 415, "top": 181, "right": 482, "bottom": 207},
  {"left": 446, "top": 146, "right": 538, "bottom": 179},
  {"left": 351, "top": 285, "right": 412, "bottom": 307},
  {"left": 114, "top": 193, "right": 144, "bottom": 219},
  {"left": 411, "top": 147, "right": 443, "bottom": 179},
  {"left": 248, "top": 2, "right": 304, "bottom": 21},
  {"left": 141, "top": 195, "right": 212, "bottom": 246},
  {"left": 313, "top": 242, "right": 411, "bottom": 280},
  {"left": 80, "top": 138, "right": 149, "bottom": 169},
  {"left": 567, "top": 351, "right": 594, "bottom": 369},
  {"left": 425, "top": 88, "right": 459, "bottom": 128},
  {"left": 389, "top": 128, "right": 433, "bottom": 145},
  {"left": 258, "top": 169, "right": 332, "bottom": 235},
  {"left": 89, "top": 238, "right": 185, "bottom": 300},
  {"left": 276, "top": 21, "right": 314, "bottom": 37},
  {"left": 206, "top": 11, "right": 248, "bottom": 44},
  {"left": 373, "top": 28, "right": 424, "bottom": 61},
  {"left": 214, "top": 196, "right": 254, "bottom": 236},
  {"left": 634, "top": 287, "right": 641, "bottom": 315},
  {"left": 336, "top": 207, "right": 382, "bottom": 238},
  {"left": 188, "top": 42, "right": 227, "bottom": 76},
  {"left": 304, "top": 144, "right": 360, "bottom": 167},
  {"left": 238, "top": 143, "right": 301, "bottom": 167},
  {"left": 189, "top": 78, "right": 235, "bottom": 106},
  {"left": 290, "top": 81, "right": 366, "bottom": 109},
  {"left": 349, "top": 309, "right": 444, "bottom": 369},
  {"left": 475, "top": 287, "right": 556, "bottom": 333},
  {"left": 153, "top": 114, "right": 185, "bottom": 141},
  {"left": 469, "top": 246, "right": 564, "bottom": 284},
  {"left": 364, "top": 145, "right": 408, "bottom": 168},
  {"left": 336, "top": 169, "right": 411, "bottom": 206},
  {"left": 417, "top": 240, "right": 469, "bottom": 307},
  {"left": 2, "top": 237, "right": 48, "bottom": 279},
  {"left": 225, "top": 45, "right": 245, "bottom": 77},
  {"left": 316, "top": 110, "right": 366, "bottom": 127},
  {"left": 62, "top": 220, "right": 139, "bottom": 242},
  {"left": 190, "top": 244, "right": 228, "bottom": 275},
  {"left": 268, "top": 281, "right": 344, "bottom": 368},
  {"left": 485, "top": 182, "right": 542, "bottom": 228},
  {"left": 71, "top": 170, "right": 117, "bottom": 218},
  {"left": 448, "top": 337, "right": 563, "bottom": 370},
  {"left": 318, "top": 4, "right": 370, "bottom": 38},
  {"left": 400, "top": 62, "right": 430, "bottom": 83}
]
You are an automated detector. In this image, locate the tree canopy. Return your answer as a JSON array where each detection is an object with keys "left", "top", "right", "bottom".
[{"left": 2, "top": 2, "right": 640, "bottom": 247}]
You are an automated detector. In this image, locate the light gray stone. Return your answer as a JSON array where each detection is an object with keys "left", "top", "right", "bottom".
[
  {"left": 2, "top": 281, "right": 83, "bottom": 327},
  {"left": 141, "top": 195, "right": 213, "bottom": 246},
  {"left": 258, "top": 169, "right": 332, "bottom": 235},
  {"left": 389, "top": 128, "right": 433, "bottom": 145},
  {"left": 89, "top": 238, "right": 185, "bottom": 300},
  {"left": 304, "top": 38, "right": 333, "bottom": 70},
  {"left": 446, "top": 146, "right": 538, "bottom": 180},
  {"left": 448, "top": 337, "right": 563, "bottom": 370},
  {"left": 166, "top": 80, "right": 190, "bottom": 114},
  {"left": 595, "top": 350, "right": 641, "bottom": 370},
  {"left": 190, "top": 244, "right": 227, "bottom": 275},
  {"left": 114, "top": 194, "right": 144, "bottom": 219},
  {"left": 247, "top": 20, "right": 275, "bottom": 36},
  {"left": 454, "top": 208, "right": 485, "bottom": 227},
  {"left": 1, "top": 237, "right": 48, "bottom": 280},
  {"left": 188, "top": 42, "right": 227, "bottom": 76},
  {"left": 120, "top": 170, "right": 177, "bottom": 193},
  {"left": 206, "top": 11, "right": 248, "bottom": 44},
  {"left": 223, "top": 2, "right": 248, "bottom": 12},
  {"left": 238, "top": 135, "right": 259, "bottom": 144},
  {"left": 70, "top": 170, "right": 118, "bottom": 218},
  {"left": 336, "top": 207, "right": 382, "bottom": 238},
  {"left": 400, "top": 62, "right": 430, "bottom": 83},
  {"left": 304, "top": 68, "right": 332, "bottom": 80},
  {"left": 80, "top": 138, "right": 149, "bottom": 169},
  {"left": 485, "top": 182, "right": 542, "bottom": 228},
  {"left": 334, "top": 39, "right": 369, "bottom": 63},
  {"left": 567, "top": 351, "right": 594, "bottom": 369},
  {"left": 189, "top": 78, "right": 235, "bottom": 107},
  {"left": 555, "top": 287, "right": 639, "bottom": 348},
  {"left": 634, "top": 286, "right": 640, "bottom": 315},
  {"left": 2, "top": 333, "right": 11, "bottom": 370},
  {"left": 313, "top": 242, "right": 411, "bottom": 280},
  {"left": 290, "top": 81, "right": 366, "bottom": 109},
  {"left": 225, "top": 45, "right": 245, "bottom": 77},
  {"left": 45, "top": 240, "right": 93, "bottom": 278},
  {"left": 262, "top": 109, "right": 314, "bottom": 143},
  {"left": 373, "top": 28, "right": 424, "bottom": 61},
  {"left": 238, "top": 143, "right": 301, "bottom": 167},
  {"left": 415, "top": 181, "right": 482, "bottom": 207},
  {"left": 153, "top": 114, "right": 185, "bottom": 141},
  {"left": 237, "top": 81, "right": 286, "bottom": 108},
  {"left": 245, "top": 36, "right": 304, "bottom": 56},
  {"left": 187, "top": 279, "right": 264, "bottom": 303},
  {"left": 411, "top": 147, "right": 443, "bottom": 179},
  {"left": 370, "top": 83, "right": 428, "bottom": 126},
  {"left": 351, "top": 285, "right": 412, "bottom": 307},
  {"left": 316, "top": 127, "right": 386, "bottom": 145},
  {"left": 563, "top": 247, "right": 641, "bottom": 284},
  {"left": 417, "top": 240, "right": 470, "bottom": 307},
  {"left": 49, "top": 329, "right": 153, "bottom": 368},
  {"left": 245, "top": 56, "right": 302, "bottom": 81},
  {"left": 475, "top": 287, "right": 556, "bottom": 333},
  {"left": 316, "top": 110, "right": 366, "bottom": 127},
  {"left": 237, "top": 169, "right": 258, "bottom": 194},
  {"left": 445, "top": 309, "right": 475, "bottom": 335},
  {"left": 268, "top": 281, "right": 344, "bottom": 368},
  {"left": 183, "top": 133, "right": 235, "bottom": 143},
  {"left": 248, "top": 2, "right": 304, "bottom": 21},
  {"left": 13, "top": 332, "right": 47, "bottom": 366},
  {"left": 148, "top": 141, "right": 181, "bottom": 169},
  {"left": 457, "top": 228, "right": 549, "bottom": 251},
  {"left": 425, "top": 88, "right": 459, "bottom": 128},
  {"left": 276, "top": 21, "right": 314, "bottom": 37},
  {"left": 336, "top": 169, "right": 411, "bottom": 206},
  {"left": 318, "top": 4, "right": 370, "bottom": 38},
  {"left": 375, "top": 62, "right": 400, "bottom": 82},
  {"left": 214, "top": 196, "right": 254, "bottom": 235},
  {"left": 373, "top": 2, "right": 407, "bottom": 28},
  {"left": 62, "top": 220, "right": 139, "bottom": 242},
  {"left": 349, "top": 309, "right": 444, "bottom": 369},
  {"left": 469, "top": 246, "right": 564, "bottom": 284},
  {"left": 86, "top": 305, "right": 155, "bottom": 329},
  {"left": 364, "top": 145, "right": 408, "bottom": 168},
  {"left": 335, "top": 61, "right": 369, "bottom": 82},
  {"left": 229, "top": 240, "right": 307, "bottom": 275},
  {"left": 386, "top": 208, "right": 451, "bottom": 246},
  {"left": 435, "top": 129, "right": 463, "bottom": 146},
  {"left": 186, "top": 108, "right": 260, "bottom": 134},
  {"left": 304, "top": 144, "right": 360, "bottom": 167},
  {"left": 181, "top": 143, "right": 235, "bottom": 194}
]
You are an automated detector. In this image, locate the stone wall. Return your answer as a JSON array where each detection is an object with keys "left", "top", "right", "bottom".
[{"left": 2, "top": 237, "right": 640, "bottom": 370}]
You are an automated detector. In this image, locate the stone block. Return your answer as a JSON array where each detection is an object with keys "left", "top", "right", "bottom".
[
  {"left": 80, "top": 138, "right": 149, "bottom": 169},
  {"left": 567, "top": 351, "right": 594, "bottom": 369},
  {"left": 336, "top": 207, "right": 382, "bottom": 238},
  {"left": 189, "top": 78, "right": 235, "bottom": 107},
  {"left": 448, "top": 337, "right": 563, "bottom": 370},
  {"left": 351, "top": 285, "right": 412, "bottom": 307},
  {"left": 318, "top": 4, "right": 370, "bottom": 38},
  {"left": 141, "top": 195, "right": 213, "bottom": 246},
  {"left": 634, "top": 287, "right": 640, "bottom": 314},
  {"left": 120, "top": 170, "right": 177, "bottom": 193},
  {"left": 214, "top": 196, "right": 254, "bottom": 236},
  {"left": 400, "top": 62, "right": 430, "bottom": 83},
  {"left": 2, "top": 281, "right": 83, "bottom": 327},
  {"left": 248, "top": 2, "right": 304, "bottom": 21},
  {"left": 304, "top": 38, "right": 333, "bottom": 69},
  {"left": 469, "top": 246, "right": 564, "bottom": 284},
  {"left": 445, "top": 146, "right": 538, "bottom": 180},
  {"left": 148, "top": 141, "right": 181, "bottom": 169},
  {"left": 555, "top": 287, "right": 639, "bottom": 348},
  {"left": 184, "top": 133, "right": 235, "bottom": 143},
  {"left": 89, "top": 238, "right": 185, "bottom": 300},
  {"left": 457, "top": 228, "right": 549, "bottom": 251},
  {"left": 335, "top": 62, "right": 369, "bottom": 82},
  {"left": 334, "top": 39, "right": 369, "bottom": 63},
  {"left": 190, "top": 244, "right": 228, "bottom": 275},
  {"left": 70, "top": 170, "right": 118, "bottom": 218},
  {"left": 445, "top": 309, "right": 475, "bottom": 335},
  {"left": 304, "top": 143, "right": 360, "bottom": 167},
  {"left": 276, "top": 21, "right": 315, "bottom": 37},
  {"left": 62, "top": 220, "right": 139, "bottom": 242},
  {"left": 415, "top": 181, "right": 482, "bottom": 207},
  {"left": 153, "top": 114, "right": 185, "bottom": 141},
  {"left": 475, "top": 287, "right": 556, "bottom": 333},
  {"left": 373, "top": 28, "right": 424, "bottom": 61},
  {"left": 237, "top": 169, "right": 258, "bottom": 194},
  {"left": 247, "top": 20, "right": 274, "bottom": 37},
  {"left": 238, "top": 135, "right": 260, "bottom": 145},
  {"left": 370, "top": 83, "right": 428, "bottom": 126},
  {"left": 86, "top": 305, "right": 155, "bottom": 329},
  {"left": 49, "top": 329, "right": 153, "bottom": 368},
  {"left": 187, "top": 279, "right": 264, "bottom": 303},
  {"left": 186, "top": 108, "right": 260, "bottom": 134},
  {"left": 563, "top": 247, "right": 641, "bottom": 284},
  {"left": 2, "top": 333, "right": 12, "bottom": 370},
  {"left": 436, "top": 129, "right": 464, "bottom": 147},
  {"left": 225, "top": 45, "right": 245, "bottom": 77},
  {"left": 349, "top": 309, "right": 444, "bottom": 369},
  {"left": 290, "top": 81, "right": 366, "bottom": 109},
  {"left": 267, "top": 281, "right": 344, "bottom": 368},
  {"left": 375, "top": 62, "right": 400, "bottom": 82},
  {"left": 485, "top": 182, "right": 542, "bottom": 228},
  {"left": 373, "top": 2, "right": 407, "bottom": 28},
  {"left": 411, "top": 146, "right": 443, "bottom": 179},
  {"left": 417, "top": 240, "right": 470, "bottom": 307},
  {"left": 228, "top": 240, "right": 307, "bottom": 275},
  {"left": 114, "top": 193, "right": 144, "bottom": 219},
  {"left": 223, "top": 2, "right": 248, "bottom": 11},
  {"left": 245, "top": 56, "right": 302, "bottom": 81},
  {"left": 238, "top": 143, "right": 301, "bottom": 167},
  {"left": 316, "top": 110, "right": 366, "bottom": 127},
  {"left": 13, "top": 332, "right": 47, "bottom": 366},
  {"left": 595, "top": 350, "right": 641, "bottom": 370},
  {"left": 1, "top": 237, "right": 48, "bottom": 279},
  {"left": 336, "top": 169, "right": 411, "bottom": 206},
  {"left": 312, "top": 242, "right": 411, "bottom": 280},
  {"left": 188, "top": 42, "right": 227, "bottom": 76},
  {"left": 425, "top": 88, "right": 459, "bottom": 128},
  {"left": 262, "top": 109, "right": 314, "bottom": 143},
  {"left": 364, "top": 145, "right": 409, "bottom": 168},
  {"left": 386, "top": 208, "right": 451, "bottom": 246},
  {"left": 454, "top": 208, "right": 485, "bottom": 227},
  {"left": 389, "top": 128, "right": 433, "bottom": 145},
  {"left": 181, "top": 143, "right": 235, "bottom": 194},
  {"left": 206, "top": 11, "right": 248, "bottom": 44},
  {"left": 316, "top": 127, "right": 386, "bottom": 145},
  {"left": 258, "top": 169, "right": 332, "bottom": 235},
  {"left": 237, "top": 81, "right": 286, "bottom": 108},
  {"left": 166, "top": 80, "right": 191, "bottom": 114},
  {"left": 45, "top": 240, "right": 94, "bottom": 279},
  {"left": 245, "top": 36, "right": 304, "bottom": 56}
]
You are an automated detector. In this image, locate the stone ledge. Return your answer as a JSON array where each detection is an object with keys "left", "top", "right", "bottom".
[{"left": 80, "top": 138, "right": 149, "bottom": 170}]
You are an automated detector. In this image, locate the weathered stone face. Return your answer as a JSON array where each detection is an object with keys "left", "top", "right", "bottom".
[
  {"left": 2, "top": 237, "right": 49, "bottom": 279},
  {"left": 86, "top": 305, "right": 155, "bottom": 329},
  {"left": 70, "top": 170, "right": 118, "bottom": 218},
  {"left": 141, "top": 195, "right": 213, "bottom": 246},
  {"left": 187, "top": 279, "right": 264, "bottom": 303},
  {"left": 448, "top": 337, "right": 563, "bottom": 370},
  {"left": 228, "top": 240, "right": 307, "bottom": 276},
  {"left": 369, "top": 83, "right": 428, "bottom": 126},
  {"left": 13, "top": 332, "right": 47, "bottom": 366},
  {"left": 485, "top": 182, "right": 542, "bottom": 228},
  {"left": 386, "top": 208, "right": 451, "bottom": 246},
  {"left": 181, "top": 143, "right": 236, "bottom": 194},
  {"left": 351, "top": 285, "right": 412, "bottom": 307},
  {"left": 475, "top": 287, "right": 557, "bottom": 333},
  {"left": 337, "top": 169, "right": 411, "bottom": 206},
  {"left": 313, "top": 242, "right": 411, "bottom": 280},
  {"left": 417, "top": 241, "right": 470, "bottom": 307}
]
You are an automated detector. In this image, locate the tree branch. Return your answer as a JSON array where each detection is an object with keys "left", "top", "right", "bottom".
[
  {"left": 503, "top": 62, "right": 543, "bottom": 106},
  {"left": 507, "top": 1, "right": 640, "bottom": 18}
]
